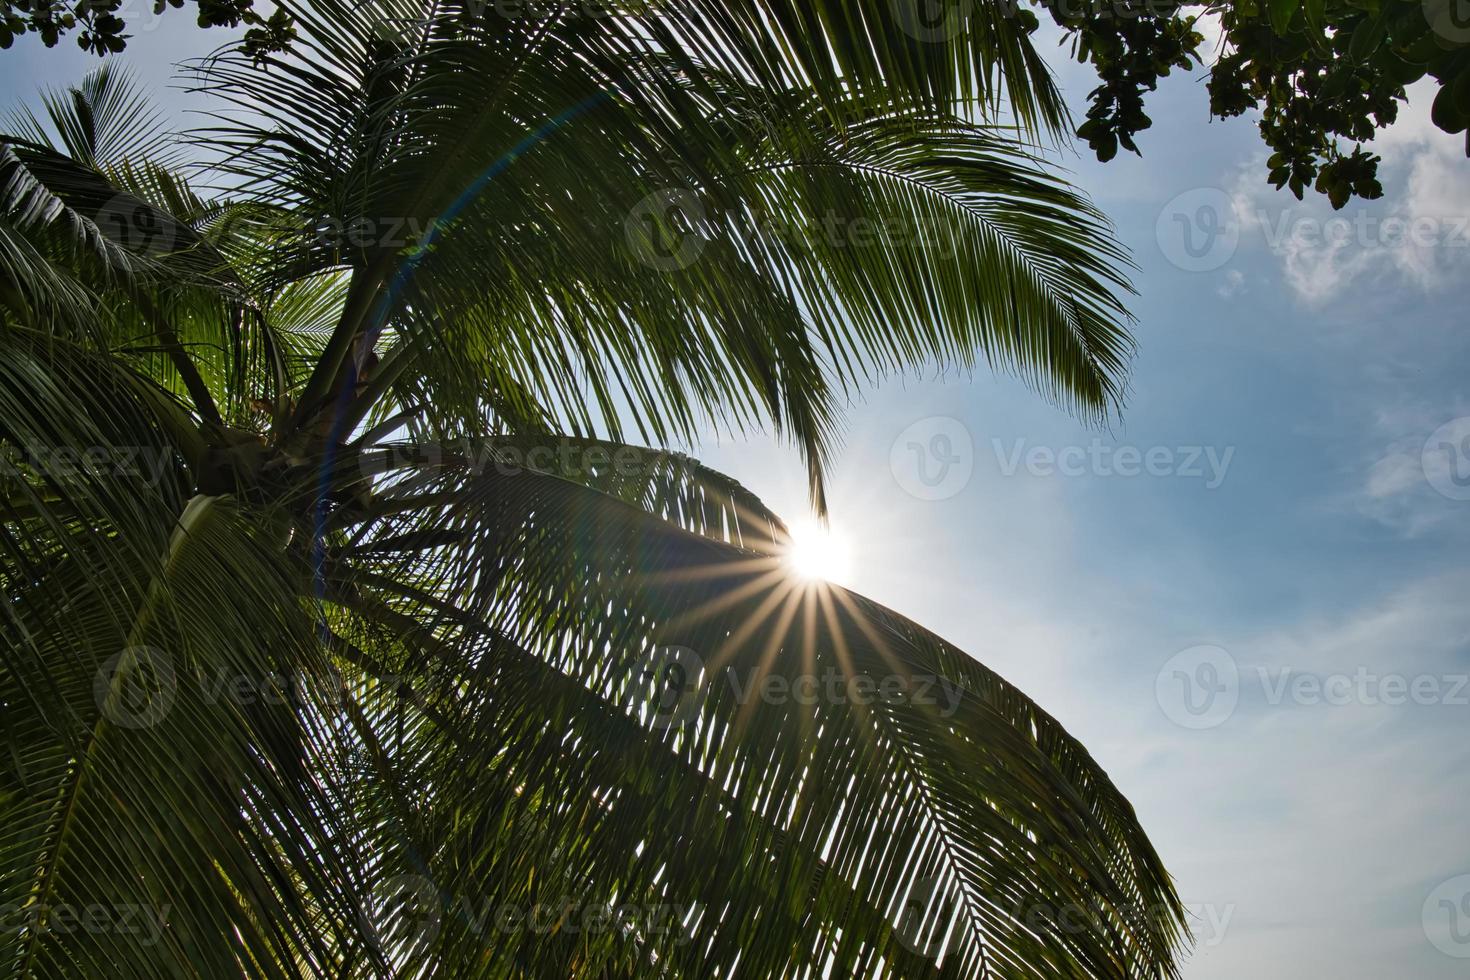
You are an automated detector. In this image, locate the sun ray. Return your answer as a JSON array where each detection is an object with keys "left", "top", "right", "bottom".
[{"left": 783, "top": 519, "right": 853, "bottom": 586}]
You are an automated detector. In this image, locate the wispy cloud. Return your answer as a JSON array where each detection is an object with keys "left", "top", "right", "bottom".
[
  {"left": 1230, "top": 82, "right": 1470, "bottom": 304},
  {"left": 1215, "top": 268, "right": 1246, "bottom": 299},
  {"left": 1142, "top": 572, "right": 1470, "bottom": 979},
  {"left": 1347, "top": 400, "right": 1470, "bottom": 538}
]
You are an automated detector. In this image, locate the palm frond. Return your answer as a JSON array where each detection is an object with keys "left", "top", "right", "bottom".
[
  {"left": 5, "top": 64, "right": 178, "bottom": 172},
  {"left": 315, "top": 460, "right": 1186, "bottom": 978},
  {"left": 356, "top": 434, "right": 790, "bottom": 554},
  {"left": 0, "top": 33, "right": 1184, "bottom": 979},
  {"left": 188, "top": 10, "right": 1130, "bottom": 508},
  {"left": 0, "top": 332, "right": 373, "bottom": 978}
]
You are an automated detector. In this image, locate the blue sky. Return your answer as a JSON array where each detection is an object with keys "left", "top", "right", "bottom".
[{"left": 5, "top": 14, "right": 1470, "bottom": 977}]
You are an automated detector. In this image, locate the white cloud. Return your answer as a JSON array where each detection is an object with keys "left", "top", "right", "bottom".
[
  {"left": 1215, "top": 268, "right": 1246, "bottom": 299},
  {"left": 1230, "top": 82, "right": 1470, "bottom": 303},
  {"left": 1350, "top": 400, "right": 1470, "bottom": 538},
  {"left": 1138, "top": 573, "right": 1470, "bottom": 980},
  {"left": 1366, "top": 451, "right": 1424, "bottom": 500},
  {"left": 1194, "top": 11, "right": 1227, "bottom": 63}
]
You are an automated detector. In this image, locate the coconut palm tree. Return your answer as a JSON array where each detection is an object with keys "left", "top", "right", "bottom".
[{"left": 0, "top": 2, "right": 1184, "bottom": 976}]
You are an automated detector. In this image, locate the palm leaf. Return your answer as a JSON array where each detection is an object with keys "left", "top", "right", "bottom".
[
  {"left": 0, "top": 18, "right": 1185, "bottom": 976},
  {"left": 0, "top": 332, "right": 375, "bottom": 978},
  {"left": 314, "top": 459, "right": 1186, "bottom": 978},
  {"left": 189, "top": 7, "right": 1129, "bottom": 509}
]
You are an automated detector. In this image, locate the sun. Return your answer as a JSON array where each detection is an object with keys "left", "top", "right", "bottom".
[{"left": 784, "top": 519, "right": 854, "bottom": 585}]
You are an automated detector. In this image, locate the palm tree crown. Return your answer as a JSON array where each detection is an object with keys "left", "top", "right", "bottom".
[{"left": 1, "top": 3, "right": 1183, "bottom": 976}]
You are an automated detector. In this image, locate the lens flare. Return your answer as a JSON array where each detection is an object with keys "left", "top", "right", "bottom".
[{"left": 784, "top": 520, "right": 853, "bottom": 586}]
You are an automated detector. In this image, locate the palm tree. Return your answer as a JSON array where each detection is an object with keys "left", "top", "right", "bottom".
[{"left": 0, "top": 1, "right": 1184, "bottom": 976}]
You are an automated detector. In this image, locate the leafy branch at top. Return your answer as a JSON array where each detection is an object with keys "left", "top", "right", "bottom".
[
  {"left": 0, "top": 0, "right": 293, "bottom": 58},
  {"left": 1043, "top": 0, "right": 1470, "bottom": 207}
]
